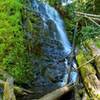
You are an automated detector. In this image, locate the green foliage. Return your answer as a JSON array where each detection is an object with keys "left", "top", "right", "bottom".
[
  {"left": 61, "top": 0, "right": 100, "bottom": 46},
  {"left": 80, "top": 26, "right": 100, "bottom": 40},
  {"left": 0, "top": 0, "right": 33, "bottom": 83},
  {"left": 74, "top": 0, "right": 95, "bottom": 13},
  {"left": 47, "top": 0, "right": 60, "bottom": 6},
  {"left": 94, "top": 37, "right": 100, "bottom": 48},
  {"left": 94, "top": 0, "right": 100, "bottom": 14}
]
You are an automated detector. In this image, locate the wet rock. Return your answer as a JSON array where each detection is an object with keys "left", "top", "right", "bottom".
[
  {"left": 31, "top": 38, "right": 69, "bottom": 98},
  {"left": 24, "top": 0, "right": 77, "bottom": 98},
  {"left": 27, "top": 24, "right": 70, "bottom": 99}
]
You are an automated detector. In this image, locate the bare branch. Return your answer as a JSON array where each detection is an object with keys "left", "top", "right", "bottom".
[
  {"left": 75, "top": 11, "right": 100, "bottom": 18},
  {"left": 39, "top": 85, "right": 73, "bottom": 100},
  {"left": 77, "top": 56, "right": 96, "bottom": 70}
]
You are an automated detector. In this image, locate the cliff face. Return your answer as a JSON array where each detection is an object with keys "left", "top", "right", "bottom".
[{"left": 23, "top": 0, "right": 73, "bottom": 98}]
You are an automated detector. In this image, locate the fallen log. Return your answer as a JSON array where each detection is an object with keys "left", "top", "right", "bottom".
[
  {"left": 3, "top": 80, "right": 16, "bottom": 100},
  {"left": 0, "top": 79, "right": 33, "bottom": 95},
  {"left": 39, "top": 85, "right": 74, "bottom": 100},
  {"left": 77, "top": 51, "right": 100, "bottom": 99},
  {"left": 0, "top": 68, "right": 33, "bottom": 94},
  {"left": 84, "top": 41, "right": 100, "bottom": 79}
]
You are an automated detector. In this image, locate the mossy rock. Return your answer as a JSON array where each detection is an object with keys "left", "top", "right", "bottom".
[{"left": 85, "top": 40, "right": 100, "bottom": 77}]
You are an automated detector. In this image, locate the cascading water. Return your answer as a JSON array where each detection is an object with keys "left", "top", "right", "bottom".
[
  {"left": 32, "top": 0, "right": 77, "bottom": 87},
  {"left": 61, "top": 0, "right": 73, "bottom": 6}
]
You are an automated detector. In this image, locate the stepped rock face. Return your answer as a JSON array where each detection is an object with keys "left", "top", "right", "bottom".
[
  {"left": 22, "top": 0, "right": 77, "bottom": 99},
  {"left": 31, "top": 38, "right": 70, "bottom": 98},
  {"left": 23, "top": 8, "right": 70, "bottom": 99}
]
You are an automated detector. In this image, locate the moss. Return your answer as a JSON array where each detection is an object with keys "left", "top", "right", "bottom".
[
  {"left": 94, "top": 38, "right": 100, "bottom": 48},
  {"left": 0, "top": 0, "right": 40, "bottom": 83},
  {"left": 77, "top": 51, "right": 100, "bottom": 99}
]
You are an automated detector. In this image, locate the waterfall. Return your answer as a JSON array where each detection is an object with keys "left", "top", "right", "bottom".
[
  {"left": 32, "top": 0, "right": 77, "bottom": 86},
  {"left": 32, "top": 0, "right": 71, "bottom": 54},
  {"left": 61, "top": 0, "right": 73, "bottom": 6}
]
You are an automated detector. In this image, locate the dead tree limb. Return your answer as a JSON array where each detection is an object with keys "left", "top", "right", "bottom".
[
  {"left": 75, "top": 11, "right": 100, "bottom": 18},
  {"left": 0, "top": 79, "right": 32, "bottom": 95},
  {"left": 0, "top": 68, "right": 33, "bottom": 95},
  {"left": 77, "top": 56, "right": 96, "bottom": 69},
  {"left": 39, "top": 85, "right": 74, "bottom": 100}
]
